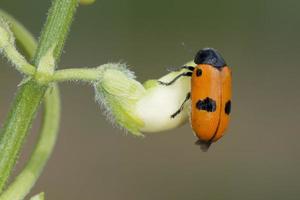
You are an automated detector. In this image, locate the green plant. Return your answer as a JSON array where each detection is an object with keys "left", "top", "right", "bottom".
[{"left": 0, "top": 0, "right": 192, "bottom": 199}]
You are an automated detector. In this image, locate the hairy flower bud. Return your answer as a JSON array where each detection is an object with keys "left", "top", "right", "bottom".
[
  {"left": 94, "top": 63, "right": 146, "bottom": 136},
  {"left": 94, "top": 62, "right": 195, "bottom": 136},
  {"left": 0, "top": 19, "right": 14, "bottom": 49}
]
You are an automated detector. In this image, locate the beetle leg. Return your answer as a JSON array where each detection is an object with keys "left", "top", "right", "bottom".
[
  {"left": 171, "top": 92, "right": 191, "bottom": 118},
  {"left": 158, "top": 71, "right": 192, "bottom": 86},
  {"left": 195, "top": 139, "right": 211, "bottom": 152},
  {"left": 167, "top": 65, "right": 195, "bottom": 72}
]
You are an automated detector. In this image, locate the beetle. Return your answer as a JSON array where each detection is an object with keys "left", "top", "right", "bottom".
[{"left": 159, "top": 48, "right": 232, "bottom": 151}]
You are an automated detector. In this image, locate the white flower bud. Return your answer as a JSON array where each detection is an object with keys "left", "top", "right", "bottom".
[
  {"left": 136, "top": 70, "right": 191, "bottom": 132},
  {"left": 94, "top": 62, "right": 195, "bottom": 136}
]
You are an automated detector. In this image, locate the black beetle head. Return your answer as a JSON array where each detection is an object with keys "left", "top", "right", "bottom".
[{"left": 194, "top": 48, "right": 226, "bottom": 69}]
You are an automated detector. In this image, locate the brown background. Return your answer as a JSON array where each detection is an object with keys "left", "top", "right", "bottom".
[{"left": 1, "top": 0, "right": 300, "bottom": 199}]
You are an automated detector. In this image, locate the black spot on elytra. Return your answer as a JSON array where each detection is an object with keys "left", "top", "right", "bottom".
[
  {"left": 196, "top": 97, "right": 216, "bottom": 112},
  {"left": 196, "top": 68, "right": 202, "bottom": 77},
  {"left": 225, "top": 100, "right": 231, "bottom": 115}
]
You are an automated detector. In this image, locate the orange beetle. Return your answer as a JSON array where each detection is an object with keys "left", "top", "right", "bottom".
[{"left": 159, "top": 48, "right": 232, "bottom": 151}]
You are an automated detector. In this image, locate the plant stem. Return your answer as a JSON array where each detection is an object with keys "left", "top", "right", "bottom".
[
  {"left": 0, "top": 0, "right": 78, "bottom": 192},
  {"left": 0, "top": 86, "right": 60, "bottom": 200},
  {"left": 0, "top": 81, "right": 47, "bottom": 192},
  {"left": 52, "top": 67, "right": 103, "bottom": 82},
  {"left": 3, "top": 45, "right": 36, "bottom": 75},
  {"left": 0, "top": 9, "right": 37, "bottom": 59},
  {"left": 33, "top": 0, "right": 78, "bottom": 66},
  {"left": 1, "top": 9, "right": 61, "bottom": 199}
]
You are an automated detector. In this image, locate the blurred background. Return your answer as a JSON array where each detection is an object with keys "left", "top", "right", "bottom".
[{"left": 1, "top": 0, "right": 300, "bottom": 199}]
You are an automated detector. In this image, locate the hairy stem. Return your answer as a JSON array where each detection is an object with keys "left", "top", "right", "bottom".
[
  {"left": 2, "top": 45, "right": 36, "bottom": 75},
  {"left": 33, "top": 0, "right": 78, "bottom": 66},
  {"left": 1, "top": 9, "right": 61, "bottom": 199},
  {"left": 52, "top": 67, "right": 103, "bottom": 82},
  {"left": 0, "top": 86, "right": 60, "bottom": 200},
  {"left": 0, "top": 81, "right": 47, "bottom": 192},
  {"left": 0, "top": 9, "right": 37, "bottom": 59},
  {"left": 0, "top": 0, "right": 78, "bottom": 191}
]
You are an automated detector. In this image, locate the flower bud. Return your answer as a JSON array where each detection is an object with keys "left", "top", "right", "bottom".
[
  {"left": 0, "top": 19, "right": 14, "bottom": 49},
  {"left": 94, "top": 62, "right": 195, "bottom": 136},
  {"left": 94, "top": 63, "right": 146, "bottom": 136},
  {"left": 136, "top": 68, "right": 191, "bottom": 133}
]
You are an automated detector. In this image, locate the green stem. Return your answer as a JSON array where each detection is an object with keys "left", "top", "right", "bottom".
[
  {"left": 33, "top": 0, "right": 78, "bottom": 66},
  {"left": 0, "top": 81, "right": 47, "bottom": 192},
  {"left": 0, "top": 9, "right": 37, "bottom": 59},
  {"left": 52, "top": 67, "right": 103, "bottom": 82},
  {"left": 0, "top": 86, "right": 60, "bottom": 200},
  {"left": 0, "top": 0, "right": 78, "bottom": 192},
  {"left": 3, "top": 45, "right": 36, "bottom": 75},
  {"left": 0, "top": 9, "right": 61, "bottom": 199},
  {"left": 0, "top": 10, "right": 36, "bottom": 75}
]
